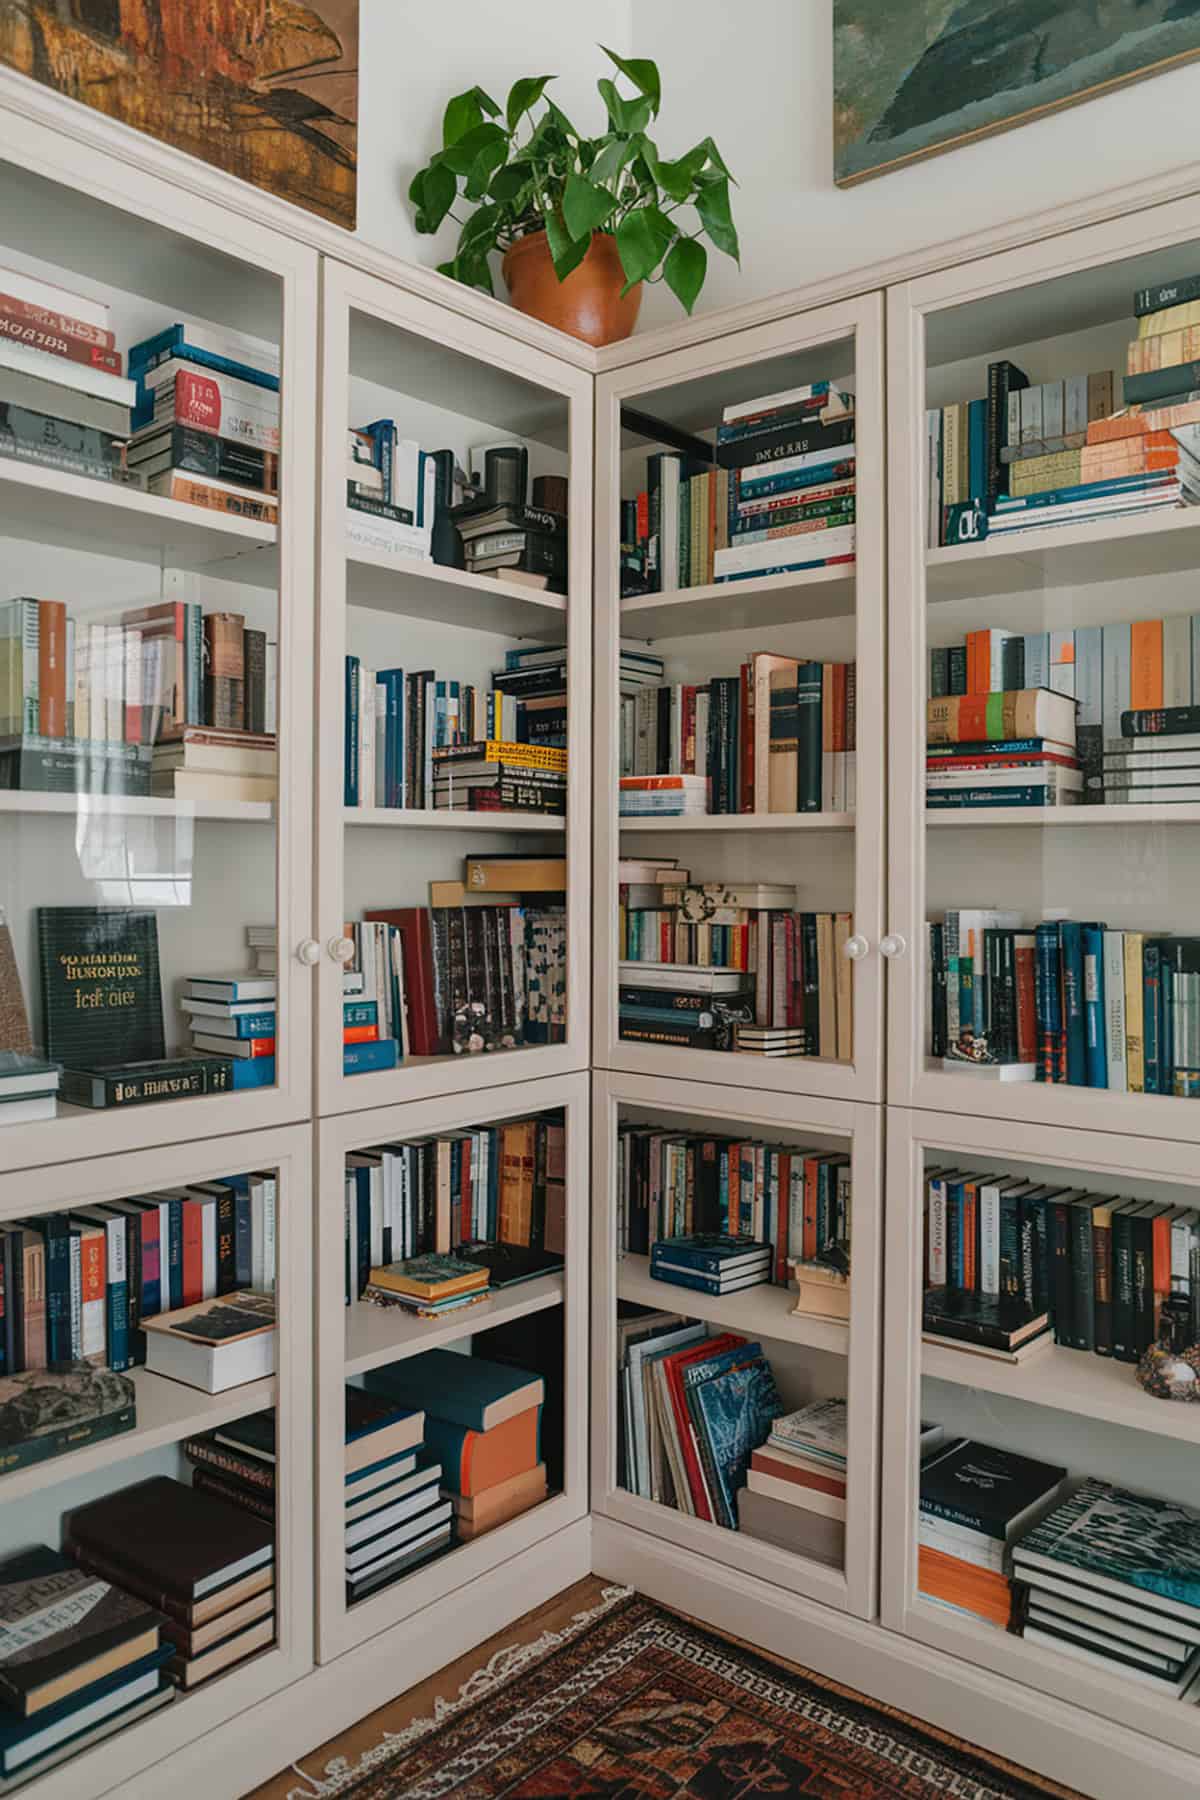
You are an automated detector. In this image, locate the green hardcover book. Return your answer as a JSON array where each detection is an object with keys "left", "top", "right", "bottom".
[
  {"left": 37, "top": 908, "right": 164, "bottom": 1070},
  {"left": 795, "top": 662, "right": 823, "bottom": 813},
  {"left": 0, "top": 1361, "right": 136, "bottom": 1477},
  {"left": 58, "top": 1057, "right": 232, "bottom": 1110}
]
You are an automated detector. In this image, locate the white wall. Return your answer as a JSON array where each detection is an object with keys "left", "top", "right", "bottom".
[{"left": 352, "top": 0, "right": 1200, "bottom": 334}]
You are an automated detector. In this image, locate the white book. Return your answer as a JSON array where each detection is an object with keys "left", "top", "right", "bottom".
[
  {"left": 345, "top": 1462, "right": 441, "bottom": 1524},
  {"left": 746, "top": 1469, "right": 847, "bottom": 1518},
  {"left": 153, "top": 320, "right": 280, "bottom": 378},
  {"left": 1163, "top": 613, "right": 1192, "bottom": 707},
  {"left": 344, "top": 1500, "right": 452, "bottom": 1574},
  {"left": 0, "top": 263, "right": 109, "bottom": 329},
  {"left": 714, "top": 523, "right": 856, "bottom": 577},
  {"left": 345, "top": 1482, "right": 447, "bottom": 1547},
  {"left": 0, "top": 334, "right": 134, "bottom": 405},
  {"left": 1103, "top": 929, "right": 1128, "bottom": 1092},
  {"left": 143, "top": 1308, "right": 275, "bottom": 1394}
]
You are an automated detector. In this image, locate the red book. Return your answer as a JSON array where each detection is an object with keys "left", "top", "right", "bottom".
[
  {"left": 180, "top": 1202, "right": 204, "bottom": 1307},
  {"left": 661, "top": 1332, "right": 744, "bottom": 1522},
  {"left": 962, "top": 1180, "right": 978, "bottom": 1289},
  {"left": 774, "top": 1152, "right": 791, "bottom": 1285},
  {"left": 342, "top": 1024, "right": 378, "bottom": 1044},
  {"left": 1015, "top": 935, "right": 1037, "bottom": 1065},
  {"left": 0, "top": 289, "right": 115, "bottom": 351},
  {"left": 364, "top": 907, "right": 440, "bottom": 1055},
  {"left": 802, "top": 1156, "right": 819, "bottom": 1261},
  {"left": 0, "top": 303, "right": 121, "bottom": 371},
  {"left": 37, "top": 600, "right": 67, "bottom": 739}
]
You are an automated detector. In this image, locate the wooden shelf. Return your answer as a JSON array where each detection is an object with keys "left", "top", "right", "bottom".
[
  {"left": 0, "top": 457, "right": 277, "bottom": 574},
  {"left": 617, "top": 1254, "right": 849, "bottom": 1355},
  {"left": 926, "top": 506, "right": 1200, "bottom": 603},
  {"left": 620, "top": 563, "right": 855, "bottom": 638},
  {"left": 347, "top": 549, "right": 567, "bottom": 639},
  {"left": 345, "top": 1273, "right": 564, "bottom": 1377},
  {"left": 619, "top": 812, "right": 853, "bottom": 833},
  {"left": 922, "top": 1337, "right": 1200, "bottom": 1444},
  {"left": 345, "top": 806, "right": 564, "bottom": 832},
  {"left": 0, "top": 1370, "right": 277, "bottom": 1504},
  {"left": 926, "top": 803, "right": 1200, "bottom": 828},
  {"left": 0, "top": 791, "right": 273, "bottom": 823}
]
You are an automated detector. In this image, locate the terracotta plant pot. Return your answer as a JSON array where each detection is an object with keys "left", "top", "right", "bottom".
[{"left": 502, "top": 230, "right": 642, "bottom": 347}]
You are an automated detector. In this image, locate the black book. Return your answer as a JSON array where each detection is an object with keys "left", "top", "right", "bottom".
[
  {"left": 715, "top": 415, "right": 855, "bottom": 471},
  {"left": 243, "top": 628, "right": 267, "bottom": 734},
  {"left": 455, "top": 1242, "right": 564, "bottom": 1287},
  {"left": 920, "top": 1436, "right": 1066, "bottom": 1540},
  {"left": 452, "top": 500, "right": 567, "bottom": 538},
  {"left": 706, "top": 676, "right": 739, "bottom": 815},
  {"left": 0, "top": 1545, "right": 163, "bottom": 1717},
  {"left": 37, "top": 908, "right": 164, "bottom": 1070},
  {"left": 921, "top": 1287, "right": 1049, "bottom": 1352},
  {"left": 1067, "top": 1195, "right": 1109, "bottom": 1352},
  {"left": 985, "top": 360, "right": 1029, "bottom": 509},
  {"left": 796, "top": 663, "right": 823, "bottom": 812},
  {"left": 1110, "top": 1198, "right": 1144, "bottom": 1363},
  {"left": 1132, "top": 1203, "right": 1168, "bottom": 1357},
  {"left": 1121, "top": 706, "right": 1200, "bottom": 737},
  {"left": 1135, "top": 273, "right": 1200, "bottom": 315},
  {"left": 929, "top": 923, "right": 947, "bottom": 1058},
  {"left": 67, "top": 1475, "right": 274, "bottom": 1603},
  {"left": 1048, "top": 1193, "right": 1075, "bottom": 1346}
]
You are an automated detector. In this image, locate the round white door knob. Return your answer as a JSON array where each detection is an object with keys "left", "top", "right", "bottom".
[
  {"left": 879, "top": 933, "right": 907, "bottom": 959},
  {"left": 296, "top": 939, "right": 320, "bottom": 966},
  {"left": 328, "top": 936, "right": 355, "bottom": 964},
  {"left": 843, "top": 934, "right": 870, "bottom": 961}
]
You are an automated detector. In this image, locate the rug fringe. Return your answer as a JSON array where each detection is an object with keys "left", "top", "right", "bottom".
[{"left": 282, "top": 1585, "right": 633, "bottom": 1799}]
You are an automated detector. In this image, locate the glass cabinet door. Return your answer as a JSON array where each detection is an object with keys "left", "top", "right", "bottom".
[
  {"left": 316, "top": 261, "right": 592, "bottom": 1117},
  {"left": 594, "top": 295, "right": 885, "bottom": 1103},
  {"left": 0, "top": 134, "right": 316, "bottom": 1172}
]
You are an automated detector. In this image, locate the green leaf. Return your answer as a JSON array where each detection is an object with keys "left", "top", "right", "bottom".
[
  {"left": 416, "top": 159, "right": 457, "bottom": 232},
  {"left": 506, "top": 74, "right": 555, "bottom": 131},
  {"left": 436, "top": 122, "right": 508, "bottom": 177},
  {"left": 489, "top": 159, "right": 532, "bottom": 203},
  {"left": 663, "top": 237, "right": 706, "bottom": 313},
  {"left": 589, "top": 135, "right": 638, "bottom": 188},
  {"left": 544, "top": 98, "right": 581, "bottom": 141},
  {"left": 562, "top": 173, "right": 614, "bottom": 241},
  {"left": 545, "top": 211, "right": 591, "bottom": 282},
  {"left": 615, "top": 207, "right": 662, "bottom": 292},
  {"left": 651, "top": 144, "right": 702, "bottom": 202},
  {"left": 443, "top": 89, "right": 482, "bottom": 148},
  {"left": 699, "top": 134, "right": 735, "bottom": 182},
  {"left": 459, "top": 200, "right": 503, "bottom": 253},
  {"left": 596, "top": 78, "right": 652, "bottom": 135},
  {"left": 465, "top": 136, "right": 507, "bottom": 201},
  {"left": 599, "top": 45, "right": 661, "bottom": 117},
  {"left": 694, "top": 177, "right": 739, "bottom": 261},
  {"left": 642, "top": 204, "right": 676, "bottom": 256}
]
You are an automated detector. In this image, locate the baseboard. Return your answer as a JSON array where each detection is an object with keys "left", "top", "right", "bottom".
[
  {"left": 118, "top": 1516, "right": 593, "bottom": 1800},
  {"left": 591, "top": 1515, "right": 1198, "bottom": 1800}
]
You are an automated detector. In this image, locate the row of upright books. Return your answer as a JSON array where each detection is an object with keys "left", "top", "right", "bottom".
[
  {"left": 620, "top": 379, "right": 856, "bottom": 594},
  {"left": 343, "top": 642, "right": 566, "bottom": 814},
  {"left": 928, "top": 912, "right": 1200, "bottom": 1097},
  {"left": 617, "top": 1121, "right": 851, "bottom": 1273},
  {"left": 343, "top": 1113, "right": 566, "bottom": 1310},
  {"left": 0, "top": 596, "right": 276, "bottom": 801},
  {"left": 0, "top": 1470, "right": 280, "bottom": 1784},
  {"left": 617, "top": 861, "right": 853, "bottom": 1060},
  {"left": 919, "top": 1437, "right": 1200, "bottom": 1704},
  {"left": 922, "top": 1164, "right": 1200, "bottom": 1364},
  {"left": 929, "top": 619, "right": 1200, "bottom": 805},
  {"left": 618, "top": 653, "right": 857, "bottom": 816}
]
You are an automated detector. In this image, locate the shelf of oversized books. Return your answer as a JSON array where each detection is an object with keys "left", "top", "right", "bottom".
[{"left": 592, "top": 1075, "right": 881, "bottom": 1618}]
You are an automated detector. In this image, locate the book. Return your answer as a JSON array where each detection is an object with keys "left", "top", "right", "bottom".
[
  {"left": 141, "top": 1291, "right": 276, "bottom": 1393},
  {"left": 360, "top": 1348, "right": 544, "bottom": 1433},
  {"left": 345, "top": 1387, "right": 424, "bottom": 1476},
  {"left": 37, "top": 908, "right": 164, "bottom": 1070},
  {"left": 0, "top": 1362, "right": 135, "bottom": 1475},
  {"left": 0, "top": 1546, "right": 162, "bottom": 1716},
  {"left": 67, "top": 1476, "right": 274, "bottom": 1604},
  {"left": 920, "top": 1437, "right": 1067, "bottom": 1541},
  {"left": 0, "top": 1650, "right": 172, "bottom": 1780},
  {"left": 921, "top": 1287, "right": 1051, "bottom": 1356},
  {"left": 1012, "top": 1478, "right": 1200, "bottom": 1622}
]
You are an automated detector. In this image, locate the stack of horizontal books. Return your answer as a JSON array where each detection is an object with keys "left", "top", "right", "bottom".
[
  {"left": 346, "top": 424, "right": 435, "bottom": 562},
  {"left": 649, "top": 1233, "right": 772, "bottom": 1297},
  {"left": 364, "top": 1351, "right": 546, "bottom": 1551},
  {"left": 918, "top": 1438, "right": 1066, "bottom": 1630},
  {"left": 67, "top": 1476, "right": 276, "bottom": 1690},
  {"left": 432, "top": 740, "right": 566, "bottom": 815},
  {"left": 452, "top": 499, "right": 567, "bottom": 593},
  {"left": 0, "top": 1052, "right": 59, "bottom": 1127},
  {"left": 0, "top": 1546, "right": 173, "bottom": 1787},
  {"left": 343, "top": 1391, "right": 448, "bottom": 1604},
  {"left": 362, "top": 1252, "right": 492, "bottom": 1321},
  {"left": 926, "top": 689, "right": 1080, "bottom": 810},
  {"left": 1012, "top": 1479, "right": 1200, "bottom": 1696},
  {"left": 741, "top": 1398, "right": 848, "bottom": 1565},
  {"left": 185, "top": 1411, "right": 277, "bottom": 1523}
]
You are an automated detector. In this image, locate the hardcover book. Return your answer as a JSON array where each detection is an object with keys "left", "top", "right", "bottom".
[
  {"left": 66, "top": 1476, "right": 274, "bottom": 1605},
  {"left": 920, "top": 1437, "right": 1067, "bottom": 1540},
  {"left": 37, "top": 909, "right": 164, "bottom": 1070},
  {"left": 0, "top": 1546, "right": 163, "bottom": 1717},
  {"left": 362, "top": 1349, "right": 544, "bottom": 1433},
  {"left": 0, "top": 1363, "right": 135, "bottom": 1476},
  {"left": 1013, "top": 1478, "right": 1200, "bottom": 1615}
]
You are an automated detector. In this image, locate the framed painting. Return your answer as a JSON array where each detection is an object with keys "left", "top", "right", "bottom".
[
  {"left": 0, "top": 0, "right": 358, "bottom": 228},
  {"left": 835, "top": 2, "right": 1200, "bottom": 187}
]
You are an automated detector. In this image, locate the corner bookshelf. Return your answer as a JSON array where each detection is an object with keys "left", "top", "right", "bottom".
[
  {"left": 315, "top": 260, "right": 592, "bottom": 1119},
  {"left": 592, "top": 294, "right": 886, "bottom": 1104},
  {"left": 314, "top": 1073, "right": 589, "bottom": 1664}
]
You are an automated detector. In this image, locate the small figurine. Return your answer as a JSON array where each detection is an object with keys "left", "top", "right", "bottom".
[{"left": 1137, "top": 1293, "right": 1200, "bottom": 1402}]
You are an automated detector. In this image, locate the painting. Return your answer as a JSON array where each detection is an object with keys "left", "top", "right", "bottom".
[
  {"left": 835, "top": 1, "right": 1200, "bottom": 187},
  {"left": 0, "top": 1, "right": 358, "bottom": 228}
]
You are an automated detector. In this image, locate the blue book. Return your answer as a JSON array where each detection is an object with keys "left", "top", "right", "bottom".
[
  {"left": 1059, "top": 922, "right": 1087, "bottom": 1086},
  {"left": 344, "top": 1001, "right": 379, "bottom": 1028},
  {"left": 1034, "top": 921, "right": 1063, "bottom": 1083},
  {"left": 218, "top": 1010, "right": 275, "bottom": 1039},
  {"left": 1144, "top": 941, "right": 1163, "bottom": 1094},
  {"left": 163, "top": 1196, "right": 183, "bottom": 1310},
  {"left": 993, "top": 472, "right": 1175, "bottom": 511},
  {"left": 226, "top": 1175, "right": 253, "bottom": 1287},
  {"left": 353, "top": 1166, "right": 370, "bottom": 1297},
  {"left": 689, "top": 1349, "right": 781, "bottom": 1530},
  {"left": 231, "top": 1056, "right": 276, "bottom": 1090},
  {"left": 363, "top": 420, "right": 396, "bottom": 506},
  {"left": 343, "top": 1038, "right": 399, "bottom": 1075},
  {"left": 1013, "top": 1477, "right": 1200, "bottom": 1616},
  {"left": 967, "top": 397, "right": 988, "bottom": 506},
  {"left": 946, "top": 1178, "right": 966, "bottom": 1288},
  {"left": 644, "top": 1265, "right": 766, "bottom": 1297},
  {"left": 650, "top": 1235, "right": 771, "bottom": 1275},
  {"left": 1081, "top": 922, "right": 1108, "bottom": 1088},
  {"left": 377, "top": 669, "right": 405, "bottom": 808},
  {"left": 0, "top": 1648, "right": 171, "bottom": 1776},
  {"left": 344, "top": 655, "right": 360, "bottom": 806},
  {"left": 364, "top": 1349, "right": 544, "bottom": 1432}
]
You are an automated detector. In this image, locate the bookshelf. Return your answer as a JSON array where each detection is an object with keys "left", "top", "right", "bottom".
[{"left": 314, "top": 1074, "right": 588, "bottom": 1664}]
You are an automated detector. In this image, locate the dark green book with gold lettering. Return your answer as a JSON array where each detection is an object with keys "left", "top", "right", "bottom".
[{"left": 37, "top": 908, "right": 164, "bottom": 1070}]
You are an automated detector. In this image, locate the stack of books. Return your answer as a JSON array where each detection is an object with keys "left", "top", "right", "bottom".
[
  {"left": 617, "top": 1120, "right": 851, "bottom": 1274},
  {"left": 618, "top": 653, "right": 857, "bottom": 816},
  {"left": 619, "top": 772, "right": 707, "bottom": 817},
  {"left": 922, "top": 1163, "right": 1200, "bottom": 1364},
  {"left": 741, "top": 1398, "right": 848, "bottom": 1565},
  {"left": 1012, "top": 1479, "right": 1200, "bottom": 1696},
  {"left": 615, "top": 1320, "right": 780, "bottom": 1529},
  {"left": 129, "top": 322, "right": 279, "bottom": 525},
  {"left": 180, "top": 975, "right": 279, "bottom": 1090},
  {"left": 0, "top": 1052, "right": 59, "bottom": 1126},
  {"left": 452, "top": 498, "right": 567, "bottom": 593},
  {"left": 343, "top": 1114, "right": 566, "bottom": 1304},
  {"left": 0, "top": 1546, "right": 173, "bottom": 1786},
  {"left": 142, "top": 1291, "right": 276, "bottom": 1394},
  {"left": 619, "top": 381, "right": 855, "bottom": 594},
  {"left": 0, "top": 1362, "right": 135, "bottom": 1473},
  {"left": 622, "top": 879, "right": 797, "bottom": 966},
  {"left": 649, "top": 1233, "right": 773, "bottom": 1296},
  {"left": 344, "top": 1388, "right": 449, "bottom": 1604},
  {"left": 492, "top": 644, "right": 568, "bottom": 746},
  {"left": 433, "top": 741, "right": 566, "bottom": 815},
  {"left": 364, "top": 1350, "right": 546, "bottom": 1549},
  {"left": 929, "top": 913, "right": 1200, "bottom": 1096},
  {"left": 918, "top": 1438, "right": 1067, "bottom": 1629},
  {"left": 926, "top": 688, "right": 1080, "bottom": 810},
  {"left": 67, "top": 1476, "right": 276, "bottom": 1689},
  {"left": 0, "top": 262, "right": 134, "bottom": 487},
  {"left": 345, "top": 423, "right": 436, "bottom": 562},
  {"left": 150, "top": 725, "right": 277, "bottom": 806},
  {"left": 184, "top": 1410, "right": 278, "bottom": 1523},
  {"left": 362, "top": 1252, "right": 492, "bottom": 1320},
  {"left": 1102, "top": 703, "right": 1200, "bottom": 804}
]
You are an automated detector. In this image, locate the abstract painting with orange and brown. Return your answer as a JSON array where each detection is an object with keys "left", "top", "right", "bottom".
[{"left": 0, "top": 1, "right": 358, "bottom": 228}]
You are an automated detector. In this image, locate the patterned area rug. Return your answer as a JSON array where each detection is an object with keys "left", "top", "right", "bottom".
[{"left": 282, "top": 1587, "right": 1085, "bottom": 1800}]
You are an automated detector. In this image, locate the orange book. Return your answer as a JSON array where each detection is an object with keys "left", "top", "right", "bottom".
[
  {"left": 452, "top": 1463, "right": 548, "bottom": 1537},
  {"left": 749, "top": 1448, "right": 846, "bottom": 1500},
  {"left": 962, "top": 1180, "right": 978, "bottom": 1290},
  {"left": 37, "top": 599, "right": 67, "bottom": 739},
  {"left": 342, "top": 1024, "right": 378, "bottom": 1044},
  {"left": 1131, "top": 619, "right": 1164, "bottom": 710},
  {"left": 1152, "top": 1211, "right": 1173, "bottom": 1307},
  {"left": 443, "top": 1406, "right": 541, "bottom": 1498},
  {"left": 77, "top": 1224, "right": 106, "bottom": 1368},
  {"left": 802, "top": 1156, "right": 820, "bottom": 1260},
  {"left": 918, "top": 1546, "right": 1013, "bottom": 1628}
]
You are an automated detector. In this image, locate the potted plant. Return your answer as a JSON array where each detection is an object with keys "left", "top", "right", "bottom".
[{"left": 407, "top": 47, "right": 739, "bottom": 346}]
